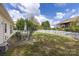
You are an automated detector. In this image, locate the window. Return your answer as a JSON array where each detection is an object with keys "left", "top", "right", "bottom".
[
  {"left": 10, "top": 25, "right": 12, "bottom": 34},
  {"left": 4, "top": 23, "right": 7, "bottom": 33}
]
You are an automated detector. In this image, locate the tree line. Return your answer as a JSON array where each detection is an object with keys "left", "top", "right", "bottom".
[{"left": 15, "top": 18, "right": 51, "bottom": 31}]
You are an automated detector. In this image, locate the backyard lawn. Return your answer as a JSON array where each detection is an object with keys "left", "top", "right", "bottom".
[{"left": 5, "top": 32, "right": 79, "bottom": 56}]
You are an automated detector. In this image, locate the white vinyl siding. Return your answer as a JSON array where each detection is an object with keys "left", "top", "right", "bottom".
[
  {"left": 0, "top": 15, "right": 12, "bottom": 46},
  {"left": 0, "top": 18, "right": 5, "bottom": 45}
]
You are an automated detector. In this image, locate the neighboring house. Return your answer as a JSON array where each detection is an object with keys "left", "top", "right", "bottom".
[
  {"left": 56, "top": 16, "right": 79, "bottom": 29},
  {"left": 0, "top": 4, "right": 13, "bottom": 51},
  {"left": 58, "top": 21, "right": 71, "bottom": 28}
]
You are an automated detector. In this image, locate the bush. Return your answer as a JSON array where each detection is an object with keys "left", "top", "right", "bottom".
[{"left": 70, "top": 25, "right": 79, "bottom": 32}]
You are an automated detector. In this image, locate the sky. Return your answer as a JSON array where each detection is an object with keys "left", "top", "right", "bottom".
[{"left": 3, "top": 3, "right": 79, "bottom": 27}]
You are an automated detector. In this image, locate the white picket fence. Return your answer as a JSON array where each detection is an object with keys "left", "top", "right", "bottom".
[
  {"left": 35, "top": 30, "right": 79, "bottom": 39},
  {"left": 8, "top": 30, "right": 79, "bottom": 40}
]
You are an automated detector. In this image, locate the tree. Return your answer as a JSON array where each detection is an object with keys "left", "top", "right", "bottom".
[
  {"left": 15, "top": 18, "right": 39, "bottom": 40},
  {"left": 25, "top": 18, "right": 39, "bottom": 40},
  {"left": 41, "top": 21, "right": 50, "bottom": 30},
  {"left": 25, "top": 19, "right": 38, "bottom": 31},
  {"left": 70, "top": 25, "right": 79, "bottom": 32},
  {"left": 16, "top": 18, "right": 25, "bottom": 30}
]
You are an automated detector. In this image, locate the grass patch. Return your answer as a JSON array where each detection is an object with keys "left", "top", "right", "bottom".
[{"left": 5, "top": 32, "right": 79, "bottom": 56}]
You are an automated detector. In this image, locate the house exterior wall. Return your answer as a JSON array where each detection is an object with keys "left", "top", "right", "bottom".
[
  {"left": 0, "top": 16, "right": 4, "bottom": 46},
  {"left": 0, "top": 14, "right": 12, "bottom": 47}
]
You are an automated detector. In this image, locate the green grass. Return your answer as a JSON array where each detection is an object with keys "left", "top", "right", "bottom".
[{"left": 5, "top": 32, "right": 79, "bottom": 56}]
